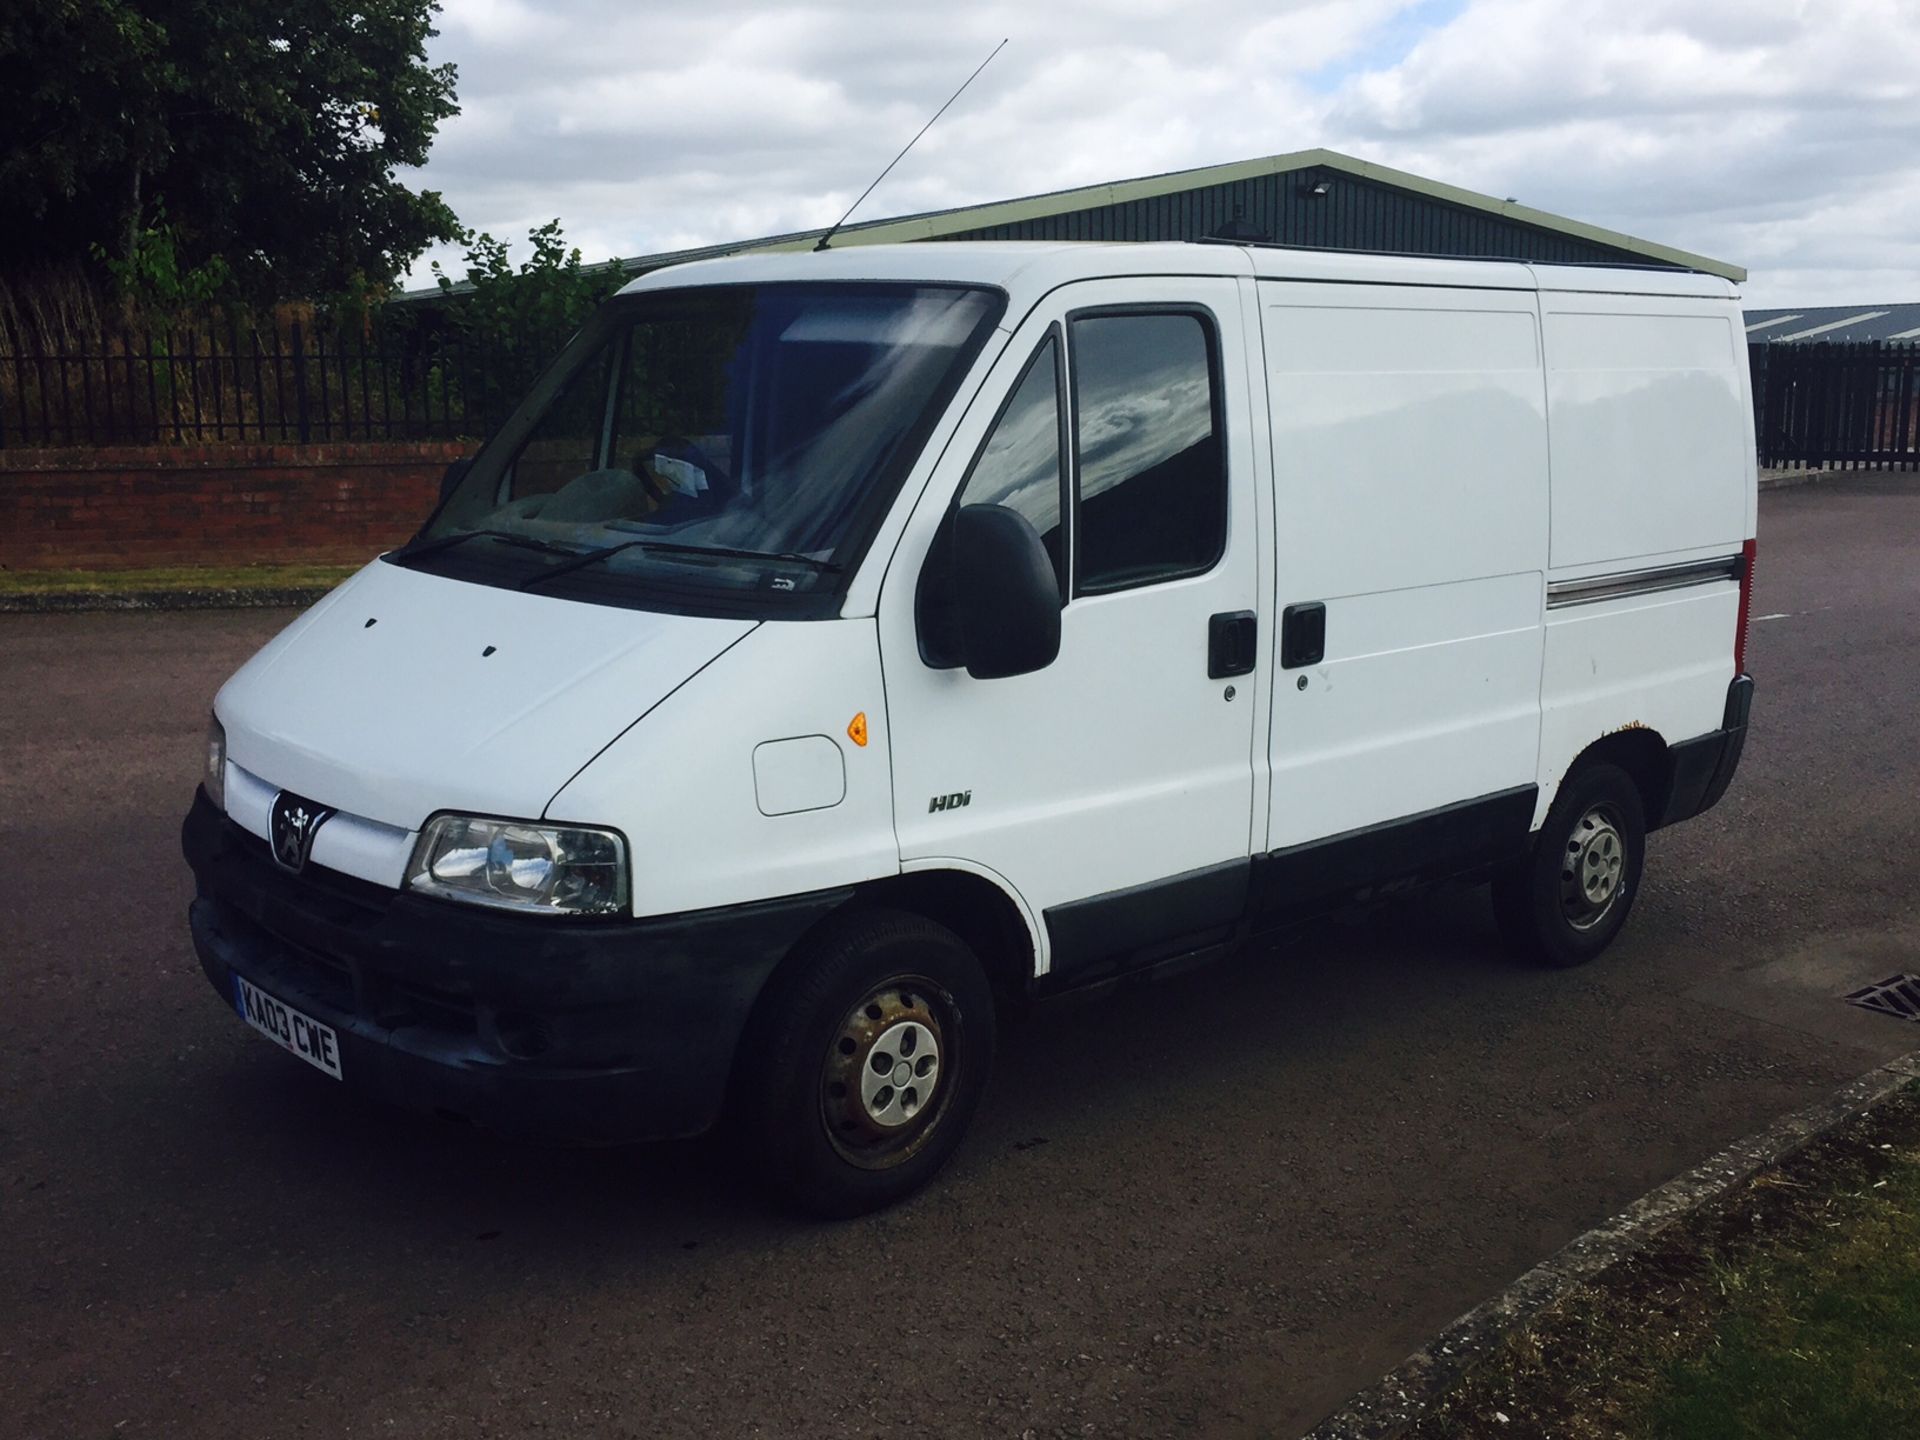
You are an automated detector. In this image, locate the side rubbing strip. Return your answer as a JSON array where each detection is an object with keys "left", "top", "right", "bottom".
[{"left": 1546, "top": 554, "right": 1743, "bottom": 609}]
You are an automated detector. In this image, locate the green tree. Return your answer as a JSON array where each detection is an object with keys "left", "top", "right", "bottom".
[
  {"left": 433, "top": 220, "right": 628, "bottom": 419},
  {"left": 0, "top": 0, "right": 461, "bottom": 301}
]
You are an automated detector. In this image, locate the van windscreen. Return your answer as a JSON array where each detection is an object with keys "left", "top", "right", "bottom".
[{"left": 395, "top": 282, "right": 1004, "bottom": 616}]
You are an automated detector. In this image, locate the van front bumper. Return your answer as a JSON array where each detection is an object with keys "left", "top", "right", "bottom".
[{"left": 181, "top": 789, "right": 847, "bottom": 1144}]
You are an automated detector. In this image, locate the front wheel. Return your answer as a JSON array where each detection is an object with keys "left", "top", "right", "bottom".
[
  {"left": 736, "top": 909, "right": 996, "bottom": 1218},
  {"left": 1492, "top": 763, "right": 1647, "bottom": 968}
]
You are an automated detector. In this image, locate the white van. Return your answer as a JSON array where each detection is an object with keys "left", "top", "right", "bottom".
[{"left": 184, "top": 242, "right": 1757, "bottom": 1215}]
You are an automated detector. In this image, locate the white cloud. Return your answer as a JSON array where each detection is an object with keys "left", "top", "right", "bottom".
[
  {"left": 438, "top": 0, "right": 548, "bottom": 47},
  {"left": 404, "top": 0, "right": 1920, "bottom": 306},
  {"left": 1319, "top": 0, "right": 1920, "bottom": 304}
]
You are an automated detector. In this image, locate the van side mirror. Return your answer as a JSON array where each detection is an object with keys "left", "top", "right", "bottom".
[
  {"left": 951, "top": 504, "right": 1063, "bottom": 680},
  {"left": 439, "top": 456, "right": 474, "bottom": 502}
]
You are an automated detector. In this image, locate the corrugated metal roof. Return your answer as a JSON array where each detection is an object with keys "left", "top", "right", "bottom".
[
  {"left": 1743, "top": 303, "right": 1920, "bottom": 343},
  {"left": 932, "top": 164, "right": 1659, "bottom": 271},
  {"left": 400, "top": 147, "right": 1744, "bottom": 302}
]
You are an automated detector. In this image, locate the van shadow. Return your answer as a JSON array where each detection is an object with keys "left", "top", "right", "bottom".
[{"left": 155, "top": 881, "right": 1564, "bottom": 1278}]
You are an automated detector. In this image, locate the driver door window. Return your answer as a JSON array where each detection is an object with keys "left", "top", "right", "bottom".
[
  {"left": 1068, "top": 311, "right": 1225, "bottom": 595},
  {"left": 923, "top": 309, "right": 1226, "bottom": 664}
]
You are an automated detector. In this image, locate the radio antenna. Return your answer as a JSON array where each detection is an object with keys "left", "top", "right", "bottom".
[{"left": 814, "top": 38, "right": 1009, "bottom": 252}]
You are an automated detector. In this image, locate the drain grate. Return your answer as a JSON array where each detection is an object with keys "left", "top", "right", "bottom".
[{"left": 1845, "top": 974, "right": 1920, "bottom": 1021}]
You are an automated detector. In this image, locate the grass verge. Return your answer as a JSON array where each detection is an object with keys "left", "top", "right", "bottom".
[
  {"left": 1410, "top": 1082, "right": 1920, "bottom": 1440},
  {"left": 0, "top": 563, "right": 358, "bottom": 595}
]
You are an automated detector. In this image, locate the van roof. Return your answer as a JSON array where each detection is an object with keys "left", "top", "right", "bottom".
[{"left": 616, "top": 241, "right": 1741, "bottom": 308}]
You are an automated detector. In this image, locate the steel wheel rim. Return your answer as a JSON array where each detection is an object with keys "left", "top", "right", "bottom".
[
  {"left": 1560, "top": 803, "right": 1627, "bottom": 931},
  {"left": 819, "top": 977, "right": 956, "bottom": 1170}
]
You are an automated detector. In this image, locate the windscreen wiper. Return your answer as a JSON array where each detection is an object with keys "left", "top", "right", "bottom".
[
  {"left": 517, "top": 538, "right": 652, "bottom": 592},
  {"left": 390, "top": 528, "right": 586, "bottom": 562},
  {"left": 635, "top": 542, "right": 842, "bottom": 572},
  {"left": 518, "top": 538, "right": 842, "bottom": 593}
]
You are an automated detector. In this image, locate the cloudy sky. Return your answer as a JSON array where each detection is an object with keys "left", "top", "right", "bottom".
[{"left": 403, "top": 0, "right": 1920, "bottom": 307}]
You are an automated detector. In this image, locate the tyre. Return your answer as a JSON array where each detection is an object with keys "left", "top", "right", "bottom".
[
  {"left": 736, "top": 908, "right": 996, "bottom": 1218},
  {"left": 1492, "top": 762, "right": 1647, "bottom": 968}
]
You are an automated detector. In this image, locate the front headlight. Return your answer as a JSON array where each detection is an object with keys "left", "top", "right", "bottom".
[
  {"left": 405, "top": 815, "right": 629, "bottom": 916},
  {"left": 204, "top": 716, "right": 227, "bottom": 810}
]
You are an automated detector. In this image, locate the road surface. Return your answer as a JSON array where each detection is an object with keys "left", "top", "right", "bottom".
[{"left": 4, "top": 473, "right": 1917, "bottom": 1438}]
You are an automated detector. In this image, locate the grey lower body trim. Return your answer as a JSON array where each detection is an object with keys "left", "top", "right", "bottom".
[
  {"left": 1041, "top": 786, "right": 1539, "bottom": 994},
  {"left": 1043, "top": 858, "right": 1250, "bottom": 989},
  {"left": 1546, "top": 553, "right": 1742, "bottom": 609}
]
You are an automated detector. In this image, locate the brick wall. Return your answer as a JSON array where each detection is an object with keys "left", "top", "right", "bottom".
[{"left": 0, "top": 441, "right": 474, "bottom": 571}]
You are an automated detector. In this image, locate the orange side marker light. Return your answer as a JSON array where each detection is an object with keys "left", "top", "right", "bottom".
[{"left": 847, "top": 712, "right": 869, "bottom": 748}]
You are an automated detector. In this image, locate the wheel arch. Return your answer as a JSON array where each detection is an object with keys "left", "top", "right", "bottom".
[
  {"left": 843, "top": 866, "right": 1040, "bottom": 1005},
  {"left": 729, "top": 865, "right": 1036, "bottom": 1111},
  {"left": 1550, "top": 725, "right": 1673, "bottom": 829}
]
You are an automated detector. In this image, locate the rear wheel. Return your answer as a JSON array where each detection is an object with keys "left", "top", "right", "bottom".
[
  {"left": 1493, "top": 762, "right": 1647, "bottom": 968},
  {"left": 737, "top": 909, "right": 995, "bottom": 1218}
]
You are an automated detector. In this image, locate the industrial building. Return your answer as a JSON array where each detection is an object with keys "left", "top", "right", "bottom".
[{"left": 412, "top": 146, "right": 1745, "bottom": 298}]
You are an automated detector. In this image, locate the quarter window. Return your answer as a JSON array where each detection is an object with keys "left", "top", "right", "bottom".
[
  {"left": 1069, "top": 312, "right": 1224, "bottom": 595},
  {"left": 957, "top": 333, "right": 1066, "bottom": 588}
]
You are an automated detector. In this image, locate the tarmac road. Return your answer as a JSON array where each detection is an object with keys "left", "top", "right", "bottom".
[{"left": 4, "top": 473, "right": 1917, "bottom": 1439}]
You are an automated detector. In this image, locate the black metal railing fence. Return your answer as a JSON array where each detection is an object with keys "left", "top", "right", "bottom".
[
  {"left": 1751, "top": 340, "right": 1920, "bottom": 471},
  {"left": 10, "top": 321, "right": 1918, "bottom": 467},
  {"left": 0, "top": 320, "right": 526, "bottom": 448}
]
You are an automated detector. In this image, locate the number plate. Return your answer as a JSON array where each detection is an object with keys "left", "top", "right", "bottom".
[{"left": 233, "top": 974, "right": 343, "bottom": 1080}]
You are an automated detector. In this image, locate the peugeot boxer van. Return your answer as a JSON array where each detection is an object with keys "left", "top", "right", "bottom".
[{"left": 183, "top": 241, "right": 1756, "bottom": 1215}]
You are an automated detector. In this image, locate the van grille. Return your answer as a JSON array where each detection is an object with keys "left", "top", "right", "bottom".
[{"left": 229, "top": 820, "right": 393, "bottom": 913}]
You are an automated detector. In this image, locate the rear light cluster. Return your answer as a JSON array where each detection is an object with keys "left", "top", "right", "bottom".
[{"left": 1734, "top": 536, "right": 1757, "bottom": 674}]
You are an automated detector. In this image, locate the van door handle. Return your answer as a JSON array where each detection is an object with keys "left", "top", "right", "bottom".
[
  {"left": 1208, "top": 611, "right": 1258, "bottom": 678},
  {"left": 1280, "top": 602, "right": 1326, "bottom": 669}
]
